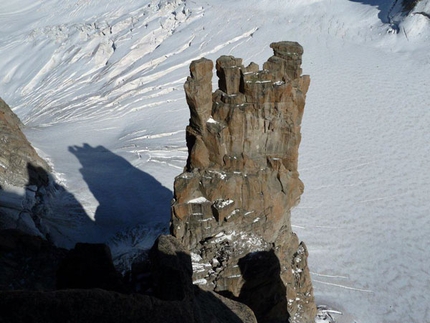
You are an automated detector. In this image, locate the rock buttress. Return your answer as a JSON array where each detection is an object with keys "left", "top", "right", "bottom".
[
  {"left": 0, "top": 97, "right": 49, "bottom": 188},
  {"left": 171, "top": 42, "right": 316, "bottom": 323}
]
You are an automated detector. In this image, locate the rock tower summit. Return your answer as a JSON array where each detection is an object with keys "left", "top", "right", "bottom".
[{"left": 171, "top": 41, "right": 316, "bottom": 322}]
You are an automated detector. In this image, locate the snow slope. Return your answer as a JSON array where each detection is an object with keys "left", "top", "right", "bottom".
[{"left": 1, "top": 0, "right": 429, "bottom": 322}]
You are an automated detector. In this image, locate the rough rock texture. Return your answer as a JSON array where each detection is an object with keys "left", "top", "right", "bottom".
[
  {"left": 0, "top": 98, "right": 88, "bottom": 244},
  {"left": 0, "top": 97, "right": 49, "bottom": 188},
  {"left": 149, "top": 235, "right": 257, "bottom": 323},
  {"left": 0, "top": 97, "right": 54, "bottom": 238},
  {"left": 171, "top": 42, "right": 316, "bottom": 323}
]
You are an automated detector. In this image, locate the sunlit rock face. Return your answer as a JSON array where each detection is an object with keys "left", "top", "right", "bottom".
[
  {"left": 0, "top": 97, "right": 49, "bottom": 188},
  {"left": 0, "top": 98, "right": 53, "bottom": 238},
  {"left": 171, "top": 42, "right": 316, "bottom": 323}
]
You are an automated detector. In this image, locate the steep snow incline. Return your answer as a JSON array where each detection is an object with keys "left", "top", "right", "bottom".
[
  {"left": 400, "top": 0, "right": 430, "bottom": 38},
  {"left": 1, "top": 0, "right": 429, "bottom": 322}
]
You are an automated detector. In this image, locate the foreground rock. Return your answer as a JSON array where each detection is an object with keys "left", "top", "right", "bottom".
[
  {"left": 0, "top": 235, "right": 257, "bottom": 323},
  {"left": 171, "top": 41, "right": 316, "bottom": 322},
  {"left": 0, "top": 287, "right": 257, "bottom": 323},
  {"left": 0, "top": 229, "right": 67, "bottom": 291},
  {"left": 56, "top": 242, "right": 128, "bottom": 292}
]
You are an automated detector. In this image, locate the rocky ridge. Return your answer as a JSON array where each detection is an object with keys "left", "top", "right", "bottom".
[
  {"left": 0, "top": 97, "right": 54, "bottom": 238},
  {"left": 0, "top": 97, "right": 50, "bottom": 188},
  {"left": 171, "top": 41, "right": 316, "bottom": 322},
  {"left": 0, "top": 98, "right": 91, "bottom": 245}
]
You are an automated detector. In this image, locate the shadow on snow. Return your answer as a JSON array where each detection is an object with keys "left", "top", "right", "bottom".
[
  {"left": 68, "top": 143, "right": 172, "bottom": 236},
  {"left": 1, "top": 144, "right": 172, "bottom": 250},
  {"left": 349, "top": 0, "right": 405, "bottom": 23}
]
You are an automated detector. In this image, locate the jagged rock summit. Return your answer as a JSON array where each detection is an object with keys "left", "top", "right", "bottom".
[{"left": 171, "top": 41, "right": 316, "bottom": 323}]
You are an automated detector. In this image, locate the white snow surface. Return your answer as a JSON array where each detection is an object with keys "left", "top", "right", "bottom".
[{"left": 1, "top": 0, "right": 430, "bottom": 322}]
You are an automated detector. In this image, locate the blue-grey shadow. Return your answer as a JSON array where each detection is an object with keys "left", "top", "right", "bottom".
[
  {"left": 0, "top": 163, "right": 94, "bottom": 246},
  {"left": 68, "top": 144, "right": 172, "bottom": 236},
  {"left": 349, "top": 0, "right": 402, "bottom": 23}
]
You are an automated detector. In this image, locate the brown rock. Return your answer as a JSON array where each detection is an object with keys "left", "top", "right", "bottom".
[
  {"left": 171, "top": 42, "right": 316, "bottom": 322},
  {"left": 0, "top": 98, "right": 49, "bottom": 188},
  {"left": 0, "top": 98, "right": 53, "bottom": 238},
  {"left": 185, "top": 58, "right": 213, "bottom": 135}
]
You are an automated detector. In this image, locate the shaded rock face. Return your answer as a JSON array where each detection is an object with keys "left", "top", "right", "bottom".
[
  {"left": 0, "top": 229, "right": 67, "bottom": 291},
  {"left": 56, "top": 243, "right": 128, "bottom": 293},
  {"left": 149, "top": 233, "right": 194, "bottom": 301},
  {"left": 171, "top": 42, "right": 316, "bottom": 322},
  {"left": 0, "top": 235, "right": 257, "bottom": 323},
  {"left": 0, "top": 287, "right": 257, "bottom": 323}
]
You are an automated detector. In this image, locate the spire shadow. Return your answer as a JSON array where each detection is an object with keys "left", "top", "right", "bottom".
[
  {"left": 349, "top": 0, "right": 402, "bottom": 23},
  {"left": 68, "top": 144, "right": 172, "bottom": 237}
]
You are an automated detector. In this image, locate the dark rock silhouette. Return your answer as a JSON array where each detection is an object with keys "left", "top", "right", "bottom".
[
  {"left": 149, "top": 234, "right": 194, "bottom": 301},
  {"left": 0, "top": 235, "right": 258, "bottom": 323},
  {"left": 238, "top": 251, "right": 288, "bottom": 323},
  {"left": 0, "top": 229, "right": 67, "bottom": 291},
  {"left": 26, "top": 163, "right": 49, "bottom": 188},
  {"left": 56, "top": 243, "right": 128, "bottom": 293}
]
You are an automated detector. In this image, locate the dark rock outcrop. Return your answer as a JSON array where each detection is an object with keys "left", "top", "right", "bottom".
[
  {"left": 56, "top": 243, "right": 128, "bottom": 293},
  {"left": 149, "top": 235, "right": 257, "bottom": 322},
  {"left": 149, "top": 233, "right": 194, "bottom": 301},
  {"left": 0, "top": 234, "right": 257, "bottom": 323},
  {"left": 0, "top": 289, "right": 192, "bottom": 323},
  {"left": 0, "top": 229, "right": 67, "bottom": 291},
  {"left": 171, "top": 41, "right": 316, "bottom": 322},
  {"left": 0, "top": 288, "right": 257, "bottom": 323}
]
